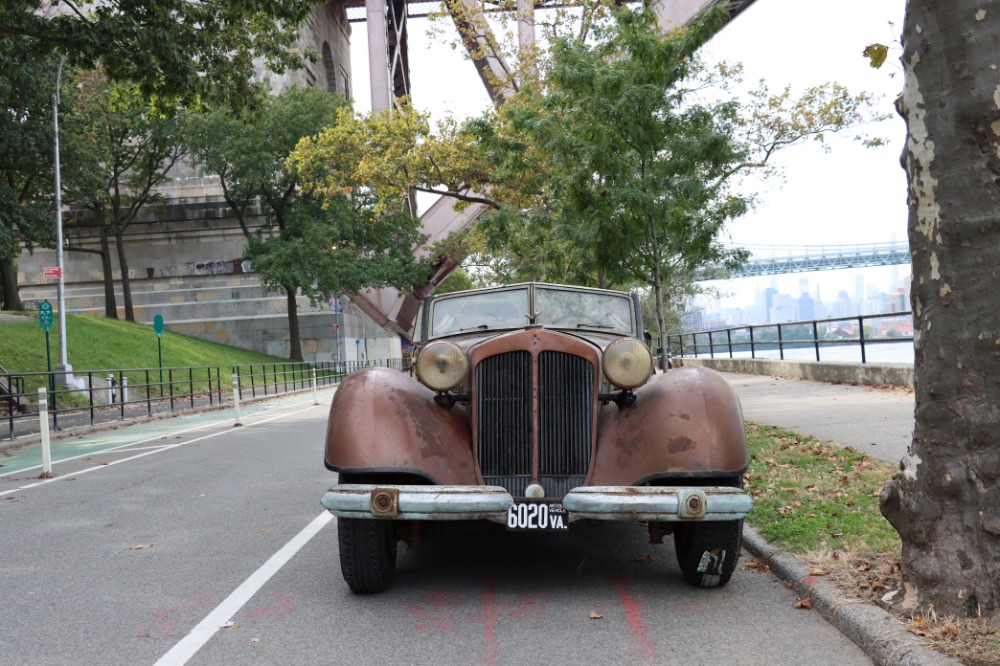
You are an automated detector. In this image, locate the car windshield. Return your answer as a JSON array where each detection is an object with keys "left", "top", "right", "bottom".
[
  {"left": 431, "top": 288, "right": 530, "bottom": 336},
  {"left": 534, "top": 287, "right": 633, "bottom": 334}
]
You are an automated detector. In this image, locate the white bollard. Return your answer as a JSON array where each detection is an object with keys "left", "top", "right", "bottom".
[
  {"left": 38, "top": 388, "right": 53, "bottom": 479},
  {"left": 106, "top": 373, "right": 114, "bottom": 404},
  {"left": 122, "top": 376, "right": 129, "bottom": 403},
  {"left": 231, "top": 373, "right": 243, "bottom": 427},
  {"left": 312, "top": 368, "right": 318, "bottom": 405}
]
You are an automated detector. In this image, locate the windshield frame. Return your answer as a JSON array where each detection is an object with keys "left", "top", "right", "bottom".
[{"left": 422, "top": 283, "right": 638, "bottom": 341}]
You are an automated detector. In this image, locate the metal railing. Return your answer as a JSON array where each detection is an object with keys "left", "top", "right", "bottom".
[
  {"left": 667, "top": 312, "right": 914, "bottom": 365},
  {"left": 1, "top": 358, "right": 406, "bottom": 442}
]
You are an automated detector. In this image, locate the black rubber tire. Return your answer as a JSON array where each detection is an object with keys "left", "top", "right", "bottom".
[
  {"left": 673, "top": 519, "right": 743, "bottom": 588},
  {"left": 338, "top": 517, "right": 397, "bottom": 594}
]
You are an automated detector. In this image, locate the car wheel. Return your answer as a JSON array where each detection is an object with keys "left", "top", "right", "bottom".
[
  {"left": 673, "top": 519, "right": 743, "bottom": 588},
  {"left": 338, "top": 517, "right": 397, "bottom": 594}
]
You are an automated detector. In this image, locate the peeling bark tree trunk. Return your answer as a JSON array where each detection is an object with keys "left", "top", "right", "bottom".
[{"left": 879, "top": 3, "right": 1000, "bottom": 618}]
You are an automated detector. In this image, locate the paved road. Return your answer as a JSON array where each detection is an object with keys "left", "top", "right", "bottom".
[
  {"left": 1, "top": 386, "right": 875, "bottom": 666},
  {"left": 721, "top": 372, "right": 914, "bottom": 465}
]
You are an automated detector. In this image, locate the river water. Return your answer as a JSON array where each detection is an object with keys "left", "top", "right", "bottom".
[{"left": 682, "top": 340, "right": 914, "bottom": 365}]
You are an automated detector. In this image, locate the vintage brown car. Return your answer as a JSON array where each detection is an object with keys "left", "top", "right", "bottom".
[{"left": 321, "top": 282, "right": 752, "bottom": 593}]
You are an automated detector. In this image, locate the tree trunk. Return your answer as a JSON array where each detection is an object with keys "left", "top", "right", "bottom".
[
  {"left": 0, "top": 257, "right": 23, "bottom": 311},
  {"left": 114, "top": 228, "right": 135, "bottom": 322},
  {"left": 651, "top": 266, "right": 668, "bottom": 372},
  {"left": 97, "top": 220, "right": 118, "bottom": 319},
  {"left": 285, "top": 286, "right": 303, "bottom": 362},
  {"left": 879, "top": 3, "right": 1000, "bottom": 618}
]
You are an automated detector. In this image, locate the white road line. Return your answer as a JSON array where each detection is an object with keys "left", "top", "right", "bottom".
[
  {"left": 154, "top": 511, "right": 333, "bottom": 666},
  {"left": 0, "top": 404, "right": 321, "bottom": 497}
]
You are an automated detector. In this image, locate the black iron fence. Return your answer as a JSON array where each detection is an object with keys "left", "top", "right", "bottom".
[
  {"left": 666, "top": 312, "right": 914, "bottom": 365},
  {"left": 1, "top": 358, "right": 406, "bottom": 441}
]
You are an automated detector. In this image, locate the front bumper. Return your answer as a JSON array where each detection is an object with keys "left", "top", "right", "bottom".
[{"left": 321, "top": 484, "right": 752, "bottom": 522}]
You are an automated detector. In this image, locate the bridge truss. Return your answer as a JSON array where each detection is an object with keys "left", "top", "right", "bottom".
[{"left": 699, "top": 241, "right": 911, "bottom": 280}]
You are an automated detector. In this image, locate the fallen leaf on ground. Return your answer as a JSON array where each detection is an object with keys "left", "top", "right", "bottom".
[
  {"left": 250, "top": 637, "right": 262, "bottom": 644},
  {"left": 634, "top": 554, "right": 652, "bottom": 562},
  {"left": 129, "top": 544, "right": 154, "bottom": 550},
  {"left": 907, "top": 626, "right": 930, "bottom": 637},
  {"left": 221, "top": 622, "right": 239, "bottom": 630},
  {"left": 588, "top": 611, "right": 603, "bottom": 620},
  {"left": 795, "top": 597, "right": 812, "bottom": 610},
  {"left": 808, "top": 568, "right": 831, "bottom": 576}
]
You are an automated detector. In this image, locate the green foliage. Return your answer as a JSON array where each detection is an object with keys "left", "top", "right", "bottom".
[
  {"left": 0, "top": 0, "right": 315, "bottom": 112},
  {"left": 185, "top": 87, "right": 427, "bottom": 359},
  {"left": 59, "top": 67, "right": 187, "bottom": 321},
  {"left": 745, "top": 424, "right": 900, "bottom": 554},
  {"left": 0, "top": 38, "right": 60, "bottom": 309}
]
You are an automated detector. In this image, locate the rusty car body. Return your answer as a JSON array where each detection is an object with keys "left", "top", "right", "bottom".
[{"left": 321, "top": 282, "right": 752, "bottom": 593}]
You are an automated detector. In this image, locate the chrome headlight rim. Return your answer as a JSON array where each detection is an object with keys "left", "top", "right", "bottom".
[
  {"left": 416, "top": 340, "right": 468, "bottom": 392},
  {"left": 603, "top": 338, "right": 653, "bottom": 390}
]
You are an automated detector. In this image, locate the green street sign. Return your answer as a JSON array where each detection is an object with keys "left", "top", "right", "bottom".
[
  {"left": 38, "top": 301, "right": 53, "bottom": 331},
  {"left": 153, "top": 314, "right": 164, "bottom": 336}
]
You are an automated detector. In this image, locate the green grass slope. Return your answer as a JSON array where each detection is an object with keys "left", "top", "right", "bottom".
[{"left": 0, "top": 312, "right": 287, "bottom": 375}]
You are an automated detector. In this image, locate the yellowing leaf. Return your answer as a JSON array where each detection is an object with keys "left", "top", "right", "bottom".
[
  {"left": 863, "top": 43, "right": 889, "bottom": 69},
  {"left": 588, "top": 611, "right": 603, "bottom": 620},
  {"left": 795, "top": 597, "right": 812, "bottom": 610}
]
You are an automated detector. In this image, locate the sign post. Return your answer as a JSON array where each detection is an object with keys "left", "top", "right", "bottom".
[
  {"left": 38, "top": 300, "right": 53, "bottom": 381},
  {"left": 153, "top": 315, "right": 164, "bottom": 392}
]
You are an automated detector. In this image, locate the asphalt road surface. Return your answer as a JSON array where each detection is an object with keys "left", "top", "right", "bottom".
[{"left": 1, "top": 390, "right": 874, "bottom": 666}]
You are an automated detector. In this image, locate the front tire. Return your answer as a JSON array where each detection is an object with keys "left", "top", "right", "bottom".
[
  {"left": 338, "top": 517, "right": 397, "bottom": 594},
  {"left": 673, "top": 519, "right": 743, "bottom": 588}
]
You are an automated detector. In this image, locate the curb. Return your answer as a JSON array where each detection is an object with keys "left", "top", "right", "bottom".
[{"left": 742, "top": 527, "right": 964, "bottom": 666}]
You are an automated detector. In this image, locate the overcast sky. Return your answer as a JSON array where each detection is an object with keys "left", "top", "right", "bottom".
[{"left": 349, "top": 0, "right": 909, "bottom": 308}]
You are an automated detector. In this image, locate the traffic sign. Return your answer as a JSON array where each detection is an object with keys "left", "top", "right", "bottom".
[
  {"left": 38, "top": 301, "right": 53, "bottom": 331},
  {"left": 43, "top": 266, "right": 62, "bottom": 279},
  {"left": 153, "top": 314, "right": 164, "bottom": 336}
]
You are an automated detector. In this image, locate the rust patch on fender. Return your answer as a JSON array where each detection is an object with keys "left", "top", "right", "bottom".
[{"left": 667, "top": 435, "right": 696, "bottom": 454}]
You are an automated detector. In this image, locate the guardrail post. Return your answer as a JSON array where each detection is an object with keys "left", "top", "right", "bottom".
[
  {"left": 858, "top": 316, "right": 867, "bottom": 364},
  {"left": 312, "top": 368, "right": 318, "bottom": 405},
  {"left": 777, "top": 324, "right": 785, "bottom": 360},
  {"left": 232, "top": 373, "right": 243, "bottom": 427},
  {"left": 38, "top": 388, "right": 53, "bottom": 479},
  {"left": 813, "top": 321, "right": 820, "bottom": 361}
]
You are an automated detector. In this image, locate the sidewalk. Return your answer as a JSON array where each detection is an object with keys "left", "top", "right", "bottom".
[
  {"left": 721, "top": 371, "right": 914, "bottom": 465},
  {"left": 721, "top": 371, "right": 961, "bottom": 666}
]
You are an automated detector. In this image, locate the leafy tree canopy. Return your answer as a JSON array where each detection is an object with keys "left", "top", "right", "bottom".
[{"left": 0, "top": 0, "right": 315, "bottom": 111}]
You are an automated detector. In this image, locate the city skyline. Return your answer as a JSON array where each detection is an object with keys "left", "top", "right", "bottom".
[{"left": 692, "top": 262, "right": 911, "bottom": 331}]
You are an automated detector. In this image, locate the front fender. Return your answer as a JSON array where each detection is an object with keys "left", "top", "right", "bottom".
[
  {"left": 591, "top": 366, "right": 748, "bottom": 486},
  {"left": 324, "top": 367, "right": 477, "bottom": 484}
]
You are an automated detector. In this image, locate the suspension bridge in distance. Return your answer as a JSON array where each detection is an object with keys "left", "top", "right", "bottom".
[{"left": 698, "top": 241, "right": 911, "bottom": 280}]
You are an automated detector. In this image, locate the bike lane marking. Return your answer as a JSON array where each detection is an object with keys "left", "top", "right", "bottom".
[
  {"left": 0, "top": 390, "right": 335, "bottom": 478},
  {"left": 0, "top": 403, "right": 323, "bottom": 497},
  {"left": 153, "top": 510, "right": 333, "bottom": 666}
]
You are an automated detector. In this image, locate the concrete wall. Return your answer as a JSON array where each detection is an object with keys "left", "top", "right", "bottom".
[{"left": 674, "top": 357, "right": 914, "bottom": 389}]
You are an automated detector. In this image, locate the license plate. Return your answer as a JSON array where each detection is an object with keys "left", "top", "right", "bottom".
[{"left": 506, "top": 501, "right": 569, "bottom": 531}]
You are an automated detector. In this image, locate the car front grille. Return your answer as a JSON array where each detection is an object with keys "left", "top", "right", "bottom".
[{"left": 475, "top": 350, "right": 594, "bottom": 498}]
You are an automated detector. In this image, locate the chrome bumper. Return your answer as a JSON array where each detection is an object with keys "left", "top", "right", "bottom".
[
  {"left": 321, "top": 484, "right": 513, "bottom": 520},
  {"left": 321, "top": 484, "right": 752, "bottom": 522}
]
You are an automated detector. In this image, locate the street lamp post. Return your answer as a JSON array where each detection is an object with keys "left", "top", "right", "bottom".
[{"left": 53, "top": 55, "right": 72, "bottom": 384}]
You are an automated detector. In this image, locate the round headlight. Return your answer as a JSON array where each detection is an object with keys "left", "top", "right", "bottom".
[
  {"left": 603, "top": 338, "right": 653, "bottom": 389},
  {"left": 416, "top": 341, "right": 468, "bottom": 392}
]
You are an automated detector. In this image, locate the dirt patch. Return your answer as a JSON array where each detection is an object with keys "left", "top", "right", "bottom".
[{"left": 800, "top": 548, "right": 1000, "bottom": 665}]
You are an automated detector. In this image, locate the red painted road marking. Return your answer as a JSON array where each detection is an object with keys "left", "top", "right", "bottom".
[
  {"left": 610, "top": 577, "right": 659, "bottom": 662},
  {"left": 479, "top": 579, "right": 499, "bottom": 665}
]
